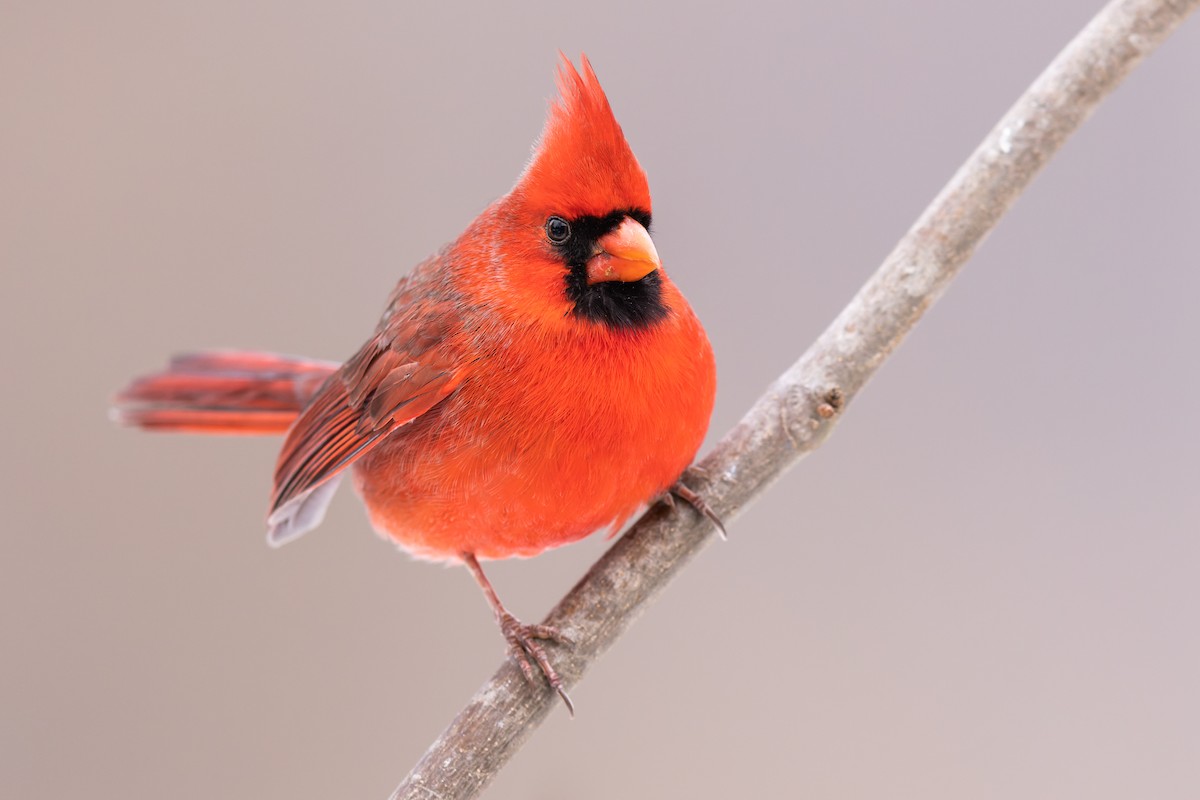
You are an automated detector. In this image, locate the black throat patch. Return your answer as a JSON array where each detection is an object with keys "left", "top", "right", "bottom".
[{"left": 556, "top": 209, "right": 669, "bottom": 331}]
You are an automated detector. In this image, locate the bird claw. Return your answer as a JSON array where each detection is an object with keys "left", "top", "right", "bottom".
[
  {"left": 498, "top": 613, "right": 576, "bottom": 716},
  {"left": 666, "top": 468, "right": 726, "bottom": 540}
]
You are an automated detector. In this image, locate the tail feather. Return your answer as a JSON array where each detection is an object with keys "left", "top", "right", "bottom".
[{"left": 113, "top": 351, "right": 340, "bottom": 435}]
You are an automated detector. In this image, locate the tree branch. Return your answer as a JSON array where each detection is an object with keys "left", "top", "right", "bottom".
[{"left": 391, "top": 0, "right": 1198, "bottom": 797}]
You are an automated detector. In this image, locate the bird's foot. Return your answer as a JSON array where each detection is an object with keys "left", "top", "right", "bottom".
[
  {"left": 498, "top": 612, "right": 576, "bottom": 716},
  {"left": 663, "top": 467, "right": 726, "bottom": 539}
]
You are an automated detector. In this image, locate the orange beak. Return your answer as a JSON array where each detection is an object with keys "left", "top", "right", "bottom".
[{"left": 585, "top": 217, "right": 661, "bottom": 285}]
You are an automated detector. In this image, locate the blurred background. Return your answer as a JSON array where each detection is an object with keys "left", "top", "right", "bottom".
[{"left": 3, "top": 1, "right": 1198, "bottom": 797}]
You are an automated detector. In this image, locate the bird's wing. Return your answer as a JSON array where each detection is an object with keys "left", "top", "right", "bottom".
[{"left": 266, "top": 305, "right": 462, "bottom": 546}]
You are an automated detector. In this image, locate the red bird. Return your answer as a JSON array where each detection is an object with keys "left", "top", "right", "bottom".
[{"left": 115, "top": 56, "right": 717, "bottom": 711}]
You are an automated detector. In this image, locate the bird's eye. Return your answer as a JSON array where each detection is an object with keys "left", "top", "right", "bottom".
[{"left": 545, "top": 216, "right": 571, "bottom": 244}]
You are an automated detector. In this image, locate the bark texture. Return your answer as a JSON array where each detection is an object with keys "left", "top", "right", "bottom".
[{"left": 391, "top": 1, "right": 1200, "bottom": 797}]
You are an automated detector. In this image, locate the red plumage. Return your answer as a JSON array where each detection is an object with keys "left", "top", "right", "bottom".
[
  {"left": 114, "top": 55, "right": 716, "bottom": 706},
  {"left": 113, "top": 352, "right": 337, "bottom": 434}
]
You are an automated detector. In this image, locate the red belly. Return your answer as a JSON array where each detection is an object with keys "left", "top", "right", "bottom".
[{"left": 351, "top": 324, "right": 715, "bottom": 561}]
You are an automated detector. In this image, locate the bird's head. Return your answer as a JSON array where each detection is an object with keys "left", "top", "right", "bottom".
[{"left": 493, "top": 55, "right": 667, "bottom": 332}]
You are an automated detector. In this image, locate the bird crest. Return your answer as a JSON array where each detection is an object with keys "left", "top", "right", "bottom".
[{"left": 515, "top": 55, "right": 652, "bottom": 219}]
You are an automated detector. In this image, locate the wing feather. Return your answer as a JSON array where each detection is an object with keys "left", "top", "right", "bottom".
[{"left": 265, "top": 305, "right": 462, "bottom": 543}]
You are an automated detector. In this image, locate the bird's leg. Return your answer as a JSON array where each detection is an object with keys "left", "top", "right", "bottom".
[
  {"left": 461, "top": 552, "right": 575, "bottom": 716},
  {"left": 664, "top": 466, "right": 727, "bottom": 539}
]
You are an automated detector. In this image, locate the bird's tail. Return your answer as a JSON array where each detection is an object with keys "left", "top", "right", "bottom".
[{"left": 112, "top": 351, "right": 340, "bottom": 435}]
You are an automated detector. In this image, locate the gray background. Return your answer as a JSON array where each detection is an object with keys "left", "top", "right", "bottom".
[{"left": 4, "top": 1, "right": 1198, "bottom": 798}]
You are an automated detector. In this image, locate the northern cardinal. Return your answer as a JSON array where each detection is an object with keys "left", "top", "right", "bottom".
[{"left": 114, "top": 56, "right": 717, "bottom": 712}]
